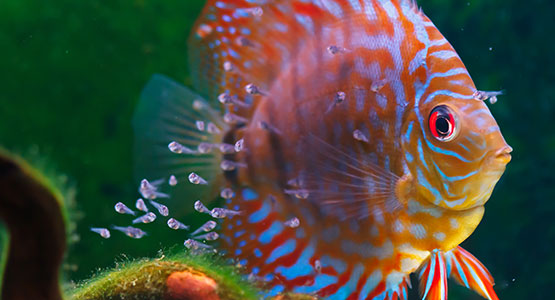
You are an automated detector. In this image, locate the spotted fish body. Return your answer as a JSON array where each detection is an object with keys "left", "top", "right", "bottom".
[{"left": 135, "top": 0, "right": 511, "bottom": 299}]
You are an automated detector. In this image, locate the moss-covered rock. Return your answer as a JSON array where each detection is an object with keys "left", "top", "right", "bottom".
[{"left": 70, "top": 254, "right": 260, "bottom": 300}]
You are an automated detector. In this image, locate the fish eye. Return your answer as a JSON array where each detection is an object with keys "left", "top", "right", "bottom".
[{"left": 429, "top": 105, "right": 458, "bottom": 142}]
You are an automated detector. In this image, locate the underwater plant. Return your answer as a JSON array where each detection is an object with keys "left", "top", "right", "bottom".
[{"left": 0, "top": 149, "right": 68, "bottom": 300}]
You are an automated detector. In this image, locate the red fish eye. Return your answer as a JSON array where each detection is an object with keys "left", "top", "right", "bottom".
[{"left": 429, "top": 105, "right": 457, "bottom": 141}]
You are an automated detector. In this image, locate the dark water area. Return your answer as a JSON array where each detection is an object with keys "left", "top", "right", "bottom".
[{"left": 0, "top": 0, "right": 553, "bottom": 299}]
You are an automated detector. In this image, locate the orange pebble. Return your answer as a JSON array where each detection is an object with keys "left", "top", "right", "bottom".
[{"left": 166, "top": 270, "right": 219, "bottom": 300}]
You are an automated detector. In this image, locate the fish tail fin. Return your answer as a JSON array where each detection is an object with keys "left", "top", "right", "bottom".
[
  {"left": 133, "top": 74, "right": 229, "bottom": 211},
  {"left": 418, "top": 250, "right": 448, "bottom": 300},
  {"left": 445, "top": 246, "right": 499, "bottom": 300}
]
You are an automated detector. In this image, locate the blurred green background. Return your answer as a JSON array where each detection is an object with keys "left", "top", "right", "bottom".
[{"left": 0, "top": 0, "right": 553, "bottom": 299}]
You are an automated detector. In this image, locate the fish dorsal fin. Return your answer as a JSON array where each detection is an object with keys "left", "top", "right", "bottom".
[
  {"left": 188, "top": 0, "right": 424, "bottom": 117},
  {"left": 290, "top": 134, "right": 402, "bottom": 221},
  {"left": 189, "top": 0, "right": 333, "bottom": 102}
]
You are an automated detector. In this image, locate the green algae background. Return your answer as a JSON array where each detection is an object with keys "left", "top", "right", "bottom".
[{"left": 0, "top": 0, "right": 553, "bottom": 299}]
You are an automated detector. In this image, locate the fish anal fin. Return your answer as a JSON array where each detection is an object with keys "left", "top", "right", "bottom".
[
  {"left": 445, "top": 246, "right": 499, "bottom": 300},
  {"left": 418, "top": 250, "right": 448, "bottom": 300}
]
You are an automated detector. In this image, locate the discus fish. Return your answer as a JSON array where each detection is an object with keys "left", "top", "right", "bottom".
[{"left": 133, "top": 0, "right": 511, "bottom": 299}]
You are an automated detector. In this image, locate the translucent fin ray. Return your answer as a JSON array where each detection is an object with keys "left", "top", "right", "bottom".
[
  {"left": 292, "top": 134, "right": 401, "bottom": 221},
  {"left": 133, "top": 74, "right": 227, "bottom": 210}
]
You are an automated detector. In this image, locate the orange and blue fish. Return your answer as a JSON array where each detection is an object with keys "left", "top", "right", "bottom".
[{"left": 133, "top": 0, "right": 512, "bottom": 299}]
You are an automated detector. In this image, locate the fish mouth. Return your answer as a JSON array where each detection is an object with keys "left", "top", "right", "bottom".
[
  {"left": 480, "top": 145, "right": 511, "bottom": 180},
  {"left": 493, "top": 145, "right": 513, "bottom": 165}
]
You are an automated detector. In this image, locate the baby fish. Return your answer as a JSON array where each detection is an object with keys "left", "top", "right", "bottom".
[
  {"left": 195, "top": 120, "right": 205, "bottom": 131},
  {"left": 234, "top": 139, "right": 244, "bottom": 152},
  {"left": 90, "top": 227, "right": 110, "bottom": 239},
  {"left": 473, "top": 90, "right": 503, "bottom": 104},
  {"left": 223, "top": 112, "right": 249, "bottom": 124},
  {"left": 132, "top": 212, "right": 157, "bottom": 224},
  {"left": 148, "top": 200, "right": 169, "bottom": 216},
  {"left": 111, "top": 225, "right": 147, "bottom": 239},
  {"left": 243, "top": 7, "right": 263, "bottom": 17},
  {"left": 139, "top": 178, "right": 169, "bottom": 200},
  {"left": 184, "top": 239, "right": 213, "bottom": 250},
  {"left": 210, "top": 207, "right": 242, "bottom": 219},
  {"left": 206, "top": 122, "right": 221, "bottom": 134},
  {"left": 220, "top": 188, "right": 235, "bottom": 200},
  {"left": 168, "top": 175, "right": 178, "bottom": 186},
  {"left": 188, "top": 172, "right": 208, "bottom": 185},
  {"left": 287, "top": 177, "right": 304, "bottom": 188},
  {"left": 192, "top": 231, "right": 219, "bottom": 241},
  {"left": 326, "top": 45, "right": 348, "bottom": 55},
  {"left": 220, "top": 160, "right": 246, "bottom": 171},
  {"left": 245, "top": 83, "right": 265, "bottom": 95},
  {"left": 218, "top": 143, "right": 236, "bottom": 154},
  {"left": 353, "top": 129, "right": 370, "bottom": 143},
  {"left": 191, "top": 220, "right": 217, "bottom": 236},
  {"left": 135, "top": 198, "right": 149, "bottom": 212},
  {"left": 197, "top": 142, "right": 215, "bottom": 154},
  {"left": 114, "top": 202, "right": 135, "bottom": 216},
  {"left": 194, "top": 200, "right": 210, "bottom": 214},
  {"left": 218, "top": 92, "right": 249, "bottom": 107},
  {"left": 168, "top": 141, "right": 197, "bottom": 154},
  {"left": 314, "top": 260, "right": 322, "bottom": 274},
  {"left": 370, "top": 78, "right": 388, "bottom": 92},
  {"left": 167, "top": 218, "right": 189, "bottom": 230},
  {"left": 284, "top": 217, "right": 300, "bottom": 228},
  {"left": 283, "top": 189, "right": 310, "bottom": 199}
]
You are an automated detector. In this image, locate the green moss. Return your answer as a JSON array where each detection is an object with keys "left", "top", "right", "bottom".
[{"left": 70, "top": 252, "right": 260, "bottom": 300}]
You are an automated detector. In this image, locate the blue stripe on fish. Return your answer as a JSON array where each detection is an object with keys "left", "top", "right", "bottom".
[
  {"left": 321, "top": 255, "right": 347, "bottom": 274},
  {"left": 259, "top": 221, "right": 284, "bottom": 244},
  {"left": 242, "top": 188, "right": 258, "bottom": 201},
  {"left": 328, "top": 263, "right": 365, "bottom": 300},
  {"left": 275, "top": 244, "right": 315, "bottom": 280},
  {"left": 294, "top": 273, "right": 338, "bottom": 294},
  {"left": 248, "top": 201, "right": 271, "bottom": 223},
  {"left": 359, "top": 270, "right": 383, "bottom": 300},
  {"left": 266, "top": 285, "right": 285, "bottom": 297},
  {"left": 266, "top": 239, "right": 297, "bottom": 264}
]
